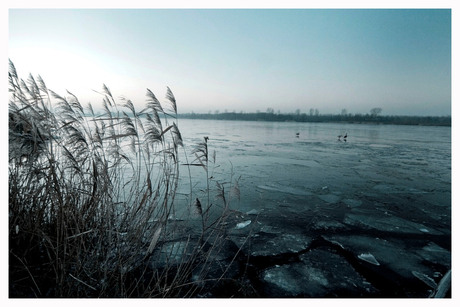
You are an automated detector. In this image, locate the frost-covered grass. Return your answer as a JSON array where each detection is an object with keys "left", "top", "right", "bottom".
[{"left": 8, "top": 60, "right": 243, "bottom": 297}]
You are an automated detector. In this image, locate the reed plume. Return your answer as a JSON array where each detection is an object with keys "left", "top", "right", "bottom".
[{"left": 8, "top": 60, "right": 246, "bottom": 298}]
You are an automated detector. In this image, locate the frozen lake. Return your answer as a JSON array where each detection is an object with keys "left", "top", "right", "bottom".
[
  {"left": 172, "top": 119, "right": 451, "bottom": 297},
  {"left": 176, "top": 119, "right": 450, "bottom": 214}
]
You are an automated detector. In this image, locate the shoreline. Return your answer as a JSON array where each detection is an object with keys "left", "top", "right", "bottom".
[{"left": 177, "top": 113, "right": 451, "bottom": 127}]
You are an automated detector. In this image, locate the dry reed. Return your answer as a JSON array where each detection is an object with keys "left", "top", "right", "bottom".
[{"left": 8, "top": 60, "right": 246, "bottom": 298}]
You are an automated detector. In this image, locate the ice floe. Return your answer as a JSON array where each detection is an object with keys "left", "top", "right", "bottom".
[{"left": 343, "top": 213, "right": 443, "bottom": 235}]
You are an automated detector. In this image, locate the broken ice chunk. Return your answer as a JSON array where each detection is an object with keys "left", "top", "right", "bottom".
[
  {"left": 412, "top": 271, "right": 437, "bottom": 289},
  {"left": 357, "top": 253, "right": 380, "bottom": 266},
  {"left": 236, "top": 220, "right": 251, "bottom": 229},
  {"left": 430, "top": 270, "right": 451, "bottom": 298}
]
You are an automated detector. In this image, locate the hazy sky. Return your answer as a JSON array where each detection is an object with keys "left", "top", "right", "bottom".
[{"left": 8, "top": 8, "right": 451, "bottom": 115}]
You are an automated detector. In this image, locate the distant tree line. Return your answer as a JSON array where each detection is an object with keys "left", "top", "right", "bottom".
[{"left": 178, "top": 109, "right": 451, "bottom": 127}]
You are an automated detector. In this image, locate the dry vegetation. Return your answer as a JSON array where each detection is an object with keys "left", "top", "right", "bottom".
[{"left": 8, "top": 60, "right": 245, "bottom": 298}]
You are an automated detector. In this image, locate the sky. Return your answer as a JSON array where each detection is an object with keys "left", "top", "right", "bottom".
[{"left": 7, "top": 7, "right": 452, "bottom": 116}]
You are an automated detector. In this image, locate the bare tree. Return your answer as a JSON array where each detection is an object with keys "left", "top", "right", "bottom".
[{"left": 370, "top": 107, "right": 382, "bottom": 117}]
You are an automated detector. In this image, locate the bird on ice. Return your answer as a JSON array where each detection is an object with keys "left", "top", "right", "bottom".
[{"left": 338, "top": 132, "right": 348, "bottom": 141}]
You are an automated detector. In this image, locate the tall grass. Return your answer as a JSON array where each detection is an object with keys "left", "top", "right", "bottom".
[{"left": 8, "top": 60, "right": 244, "bottom": 298}]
